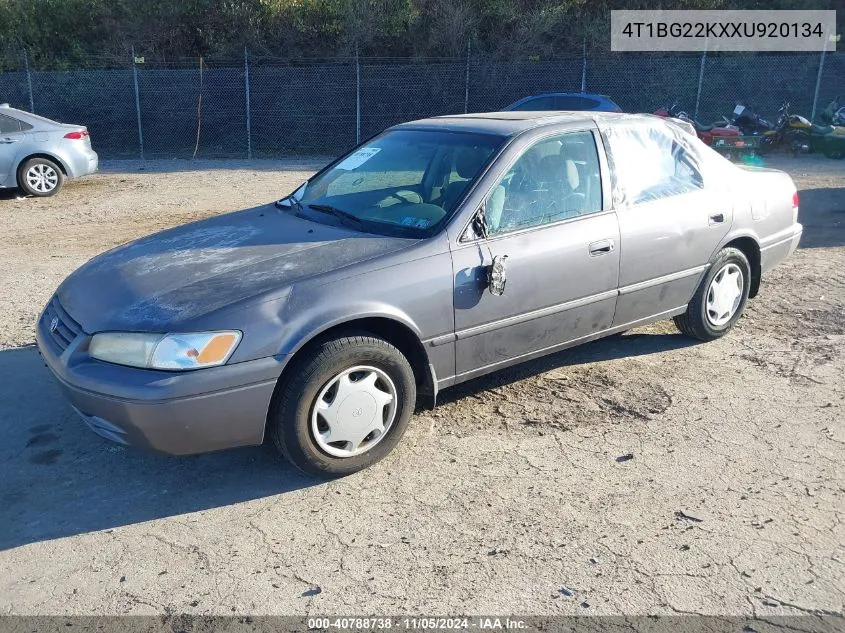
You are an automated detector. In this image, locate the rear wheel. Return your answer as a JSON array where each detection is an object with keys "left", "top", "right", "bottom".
[
  {"left": 18, "top": 157, "right": 64, "bottom": 197},
  {"left": 674, "top": 247, "right": 751, "bottom": 341},
  {"left": 270, "top": 334, "right": 416, "bottom": 478}
]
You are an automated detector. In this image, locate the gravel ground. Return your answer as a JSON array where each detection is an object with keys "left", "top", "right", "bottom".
[{"left": 0, "top": 156, "right": 842, "bottom": 616}]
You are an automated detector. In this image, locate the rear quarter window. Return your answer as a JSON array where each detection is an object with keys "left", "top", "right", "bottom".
[{"left": 0, "top": 114, "right": 26, "bottom": 134}]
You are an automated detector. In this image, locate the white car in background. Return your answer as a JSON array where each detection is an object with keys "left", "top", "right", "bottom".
[{"left": 0, "top": 103, "right": 98, "bottom": 197}]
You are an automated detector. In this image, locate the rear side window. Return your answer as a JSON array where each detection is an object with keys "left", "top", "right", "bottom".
[
  {"left": 511, "top": 96, "right": 556, "bottom": 111},
  {"left": 556, "top": 96, "right": 586, "bottom": 110},
  {"left": 0, "top": 114, "right": 26, "bottom": 134},
  {"left": 604, "top": 122, "right": 704, "bottom": 205}
]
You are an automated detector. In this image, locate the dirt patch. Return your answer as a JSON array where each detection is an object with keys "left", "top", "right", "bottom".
[{"left": 435, "top": 361, "right": 674, "bottom": 435}]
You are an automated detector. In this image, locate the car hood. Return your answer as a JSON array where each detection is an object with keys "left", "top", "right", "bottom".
[{"left": 57, "top": 204, "right": 414, "bottom": 333}]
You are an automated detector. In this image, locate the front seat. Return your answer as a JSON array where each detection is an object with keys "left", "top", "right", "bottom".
[
  {"left": 558, "top": 140, "right": 592, "bottom": 216},
  {"left": 440, "top": 147, "right": 490, "bottom": 211}
]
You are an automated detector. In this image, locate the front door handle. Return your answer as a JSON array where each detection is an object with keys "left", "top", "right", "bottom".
[
  {"left": 589, "top": 238, "right": 615, "bottom": 256},
  {"left": 0, "top": 138, "right": 20, "bottom": 144},
  {"left": 709, "top": 213, "right": 725, "bottom": 225}
]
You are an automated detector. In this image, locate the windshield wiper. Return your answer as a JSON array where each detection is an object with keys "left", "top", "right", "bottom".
[
  {"left": 307, "top": 204, "right": 364, "bottom": 230},
  {"left": 276, "top": 194, "right": 305, "bottom": 215}
]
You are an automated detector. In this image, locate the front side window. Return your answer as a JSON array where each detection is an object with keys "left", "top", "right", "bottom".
[
  {"left": 605, "top": 122, "right": 704, "bottom": 205},
  {"left": 484, "top": 130, "right": 603, "bottom": 236},
  {"left": 288, "top": 129, "right": 503, "bottom": 235}
]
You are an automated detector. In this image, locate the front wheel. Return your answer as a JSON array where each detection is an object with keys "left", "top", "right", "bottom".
[
  {"left": 674, "top": 247, "right": 751, "bottom": 341},
  {"left": 270, "top": 334, "right": 416, "bottom": 478},
  {"left": 18, "top": 157, "right": 64, "bottom": 197}
]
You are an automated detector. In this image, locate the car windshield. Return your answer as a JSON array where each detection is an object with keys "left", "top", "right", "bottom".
[{"left": 285, "top": 129, "right": 504, "bottom": 235}]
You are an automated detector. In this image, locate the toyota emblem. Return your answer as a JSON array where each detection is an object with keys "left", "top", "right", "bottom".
[{"left": 49, "top": 317, "right": 59, "bottom": 333}]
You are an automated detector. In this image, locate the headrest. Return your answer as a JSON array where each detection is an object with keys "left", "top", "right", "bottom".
[
  {"left": 564, "top": 160, "right": 579, "bottom": 190},
  {"left": 560, "top": 139, "right": 591, "bottom": 163},
  {"left": 536, "top": 155, "right": 559, "bottom": 182},
  {"left": 454, "top": 147, "right": 488, "bottom": 179}
]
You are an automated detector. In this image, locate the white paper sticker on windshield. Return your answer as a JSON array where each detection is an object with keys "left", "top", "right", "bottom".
[
  {"left": 733, "top": 105, "right": 746, "bottom": 116},
  {"left": 336, "top": 147, "right": 381, "bottom": 170}
]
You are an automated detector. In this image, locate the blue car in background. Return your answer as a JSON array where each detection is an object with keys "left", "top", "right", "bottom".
[{"left": 504, "top": 92, "right": 622, "bottom": 112}]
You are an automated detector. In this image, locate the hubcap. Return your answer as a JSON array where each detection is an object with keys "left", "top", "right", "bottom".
[
  {"left": 26, "top": 164, "right": 58, "bottom": 193},
  {"left": 311, "top": 365, "right": 397, "bottom": 458},
  {"left": 706, "top": 263, "right": 744, "bottom": 326}
]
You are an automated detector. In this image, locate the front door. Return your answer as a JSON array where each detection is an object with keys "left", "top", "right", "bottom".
[{"left": 450, "top": 130, "right": 620, "bottom": 380}]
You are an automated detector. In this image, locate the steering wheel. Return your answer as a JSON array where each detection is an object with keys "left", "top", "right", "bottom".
[{"left": 377, "top": 190, "right": 423, "bottom": 208}]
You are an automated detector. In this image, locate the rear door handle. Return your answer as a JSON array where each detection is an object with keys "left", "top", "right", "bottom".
[
  {"left": 0, "top": 138, "right": 20, "bottom": 144},
  {"left": 709, "top": 213, "right": 725, "bottom": 225},
  {"left": 589, "top": 238, "right": 615, "bottom": 256}
]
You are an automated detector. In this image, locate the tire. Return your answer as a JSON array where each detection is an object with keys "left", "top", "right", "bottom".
[
  {"left": 270, "top": 334, "right": 416, "bottom": 478},
  {"left": 673, "top": 247, "right": 751, "bottom": 342},
  {"left": 18, "top": 157, "right": 64, "bottom": 197}
]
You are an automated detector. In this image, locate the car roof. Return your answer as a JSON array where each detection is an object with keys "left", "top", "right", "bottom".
[
  {"left": 520, "top": 92, "right": 615, "bottom": 99},
  {"left": 393, "top": 111, "right": 636, "bottom": 137}
]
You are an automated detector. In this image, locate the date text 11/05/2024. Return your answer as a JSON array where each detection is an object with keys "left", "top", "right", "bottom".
[{"left": 307, "top": 617, "right": 529, "bottom": 630}]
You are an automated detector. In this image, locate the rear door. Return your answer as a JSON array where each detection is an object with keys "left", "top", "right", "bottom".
[
  {"left": 603, "top": 121, "right": 733, "bottom": 326},
  {"left": 450, "top": 129, "right": 620, "bottom": 381},
  {"left": 0, "top": 114, "right": 28, "bottom": 183}
]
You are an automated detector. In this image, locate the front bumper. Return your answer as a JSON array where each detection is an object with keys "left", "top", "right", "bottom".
[{"left": 36, "top": 306, "right": 288, "bottom": 455}]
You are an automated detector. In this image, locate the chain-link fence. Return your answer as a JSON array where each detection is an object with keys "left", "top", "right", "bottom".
[{"left": 0, "top": 50, "right": 841, "bottom": 160}]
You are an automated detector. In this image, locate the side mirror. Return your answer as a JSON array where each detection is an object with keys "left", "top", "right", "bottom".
[
  {"left": 471, "top": 205, "right": 489, "bottom": 240},
  {"left": 487, "top": 254, "right": 508, "bottom": 296}
]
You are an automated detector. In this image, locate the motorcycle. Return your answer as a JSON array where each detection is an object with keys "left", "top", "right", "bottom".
[
  {"left": 654, "top": 102, "right": 760, "bottom": 160},
  {"left": 654, "top": 102, "right": 740, "bottom": 146},
  {"left": 729, "top": 103, "right": 775, "bottom": 136},
  {"left": 760, "top": 101, "right": 845, "bottom": 159},
  {"left": 817, "top": 97, "right": 845, "bottom": 127}
]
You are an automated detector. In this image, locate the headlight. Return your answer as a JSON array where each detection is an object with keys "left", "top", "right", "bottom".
[{"left": 89, "top": 331, "right": 241, "bottom": 370}]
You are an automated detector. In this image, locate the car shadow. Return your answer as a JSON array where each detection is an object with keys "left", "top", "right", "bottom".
[
  {"left": 2, "top": 330, "right": 695, "bottom": 551},
  {"left": 435, "top": 331, "right": 699, "bottom": 406},
  {"left": 796, "top": 187, "right": 845, "bottom": 249},
  {"left": 0, "top": 188, "right": 30, "bottom": 201},
  {"left": 0, "top": 346, "right": 322, "bottom": 552}
]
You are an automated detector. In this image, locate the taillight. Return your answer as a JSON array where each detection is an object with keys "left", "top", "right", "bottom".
[
  {"left": 64, "top": 129, "right": 89, "bottom": 140},
  {"left": 792, "top": 191, "right": 799, "bottom": 223}
]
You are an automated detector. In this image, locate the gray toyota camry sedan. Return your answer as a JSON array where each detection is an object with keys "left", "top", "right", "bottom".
[{"left": 37, "top": 112, "right": 802, "bottom": 477}]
